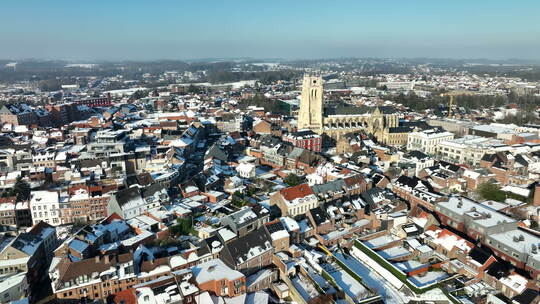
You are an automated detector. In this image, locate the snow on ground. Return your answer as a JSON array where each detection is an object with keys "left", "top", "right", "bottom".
[
  {"left": 292, "top": 274, "right": 320, "bottom": 301},
  {"left": 334, "top": 251, "right": 407, "bottom": 304},
  {"left": 363, "top": 235, "right": 396, "bottom": 249},
  {"left": 350, "top": 246, "right": 404, "bottom": 289},
  {"left": 410, "top": 287, "right": 450, "bottom": 302},
  {"left": 322, "top": 263, "right": 371, "bottom": 301},
  {"left": 301, "top": 263, "right": 336, "bottom": 293},
  {"left": 378, "top": 246, "right": 411, "bottom": 260},
  {"left": 409, "top": 271, "right": 449, "bottom": 287},
  {"left": 394, "top": 260, "right": 428, "bottom": 272}
]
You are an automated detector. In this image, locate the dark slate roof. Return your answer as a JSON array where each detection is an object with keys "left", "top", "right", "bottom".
[
  {"left": 205, "top": 143, "right": 228, "bottom": 162},
  {"left": 79, "top": 158, "right": 104, "bottom": 169},
  {"left": 125, "top": 175, "right": 139, "bottom": 187},
  {"left": 512, "top": 289, "right": 539, "bottom": 304},
  {"left": 399, "top": 120, "right": 431, "bottom": 129},
  {"left": 438, "top": 161, "right": 461, "bottom": 173},
  {"left": 388, "top": 126, "right": 413, "bottom": 133},
  {"left": 396, "top": 175, "right": 436, "bottom": 192},
  {"left": 486, "top": 261, "right": 512, "bottom": 279},
  {"left": 252, "top": 204, "right": 269, "bottom": 218},
  {"left": 325, "top": 105, "right": 370, "bottom": 116},
  {"left": 114, "top": 187, "right": 142, "bottom": 207},
  {"left": 396, "top": 175, "right": 419, "bottom": 188},
  {"left": 481, "top": 153, "right": 497, "bottom": 162},
  {"left": 468, "top": 246, "right": 492, "bottom": 265},
  {"left": 371, "top": 173, "right": 385, "bottom": 185},
  {"left": 221, "top": 226, "right": 272, "bottom": 265},
  {"left": 265, "top": 220, "right": 286, "bottom": 234},
  {"left": 360, "top": 187, "right": 384, "bottom": 206},
  {"left": 309, "top": 207, "right": 330, "bottom": 226},
  {"left": 141, "top": 183, "right": 166, "bottom": 199},
  {"left": 311, "top": 179, "right": 346, "bottom": 196},
  {"left": 492, "top": 161, "right": 507, "bottom": 170},
  {"left": 259, "top": 135, "right": 283, "bottom": 148},
  {"left": 377, "top": 106, "right": 397, "bottom": 114},
  {"left": 407, "top": 150, "right": 429, "bottom": 160},
  {"left": 296, "top": 149, "right": 326, "bottom": 166},
  {"left": 200, "top": 236, "right": 219, "bottom": 256},
  {"left": 514, "top": 154, "right": 529, "bottom": 167}
]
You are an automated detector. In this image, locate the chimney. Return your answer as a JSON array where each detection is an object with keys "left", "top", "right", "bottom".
[{"left": 533, "top": 184, "right": 540, "bottom": 207}]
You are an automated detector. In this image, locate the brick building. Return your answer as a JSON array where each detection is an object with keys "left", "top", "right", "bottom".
[
  {"left": 75, "top": 95, "right": 112, "bottom": 108},
  {"left": 283, "top": 129, "right": 322, "bottom": 152},
  {"left": 192, "top": 259, "right": 246, "bottom": 297}
]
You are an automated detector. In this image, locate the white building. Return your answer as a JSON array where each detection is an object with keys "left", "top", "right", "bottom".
[
  {"left": 407, "top": 129, "right": 454, "bottom": 155},
  {"left": 236, "top": 163, "right": 256, "bottom": 178},
  {"left": 32, "top": 150, "right": 56, "bottom": 168},
  {"left": 30, "top": 191, "right": 61, "bottom": 226},
  {"left": 401, "top": 151, "right": 435, "bottom": 177},
  {"left": 436, "top": 135, "right": 503, "bottom": 165},
  {"left": 107, "top": 187, "right": 157, "bottom": 220},
  {"left": 271, "top": 184, "right": 319, "bottom": 217}
]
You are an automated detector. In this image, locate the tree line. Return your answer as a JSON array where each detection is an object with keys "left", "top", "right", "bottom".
[
  {"left": 205, "top": 70, "right": 301, "bottom": 84},
  {"left": 389, "top": 91, "right": 539, "bottom": 113},
  {"left": 238, "top": 94, "right": 291, "bottom": 114}
]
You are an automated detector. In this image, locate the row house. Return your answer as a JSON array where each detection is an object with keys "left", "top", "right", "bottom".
[
  {"left": 436, "top": 135, "right": 502, "bottom": 166},
  {"left": 393, "top": 175, "right": 444, "bottom": 211},
  {"left": 480, "top": 152, "right": 529, "bottom": 185},
  {"left": 461, "top": 168, "right": 494, "bottom": 191},
  {"left": 216, "top": 113, "right": 244, "bottom": 133},
  {"left": 311, "top": 174, "right": 369, "bottom": 203},
  {"left": 282, "top": 129, "right": 322, "bottom": 152},
  {"left": 32, "top": 150, "right": 56, "bottom": 168},
  {"left": 110, "top": 268, "right": 199, "bottom": 304},
  {"left": 59, "top": 188, "right": 110, "bottom": 224},
  {"left": 252, "top": 119, "right": 281, "bottom": 137},
  {"left": 0, "top": 199, "right": 31, "bottom": 228},
  {"left": 75, "top": 96, "right": 112, "bottom": 108},
  {"left": 265, "top": 220, "right": 290, "bottom": 253},
  {"left": 445, "top": 245, "right": 497, "bottom": 279},
  {"left": 219, "top": 226, "right": 274, "bottom": 276},
  {"left": 49, "top": 253, "right": 137, "bottom": 301},
  {"left": 399, "top": 150, "right": 435, "bottom": 177},
  {"left": 45, "top": 103, "right": 88, "bottom": 127},
  {"left": 258, "top": 136, "right": 290, "bottom": 168},
  {"left": 30, "top": 190, "right": 61, "bottom": 226},
  {"left": 280, "top": 216, "right": 315, "bottom": 245},
  {"left": 192, "top": 259, "right": 246, "bottom": 298},
  {"left": 270, "top": 183, "right": 319, "bottom": 218},
  {"left": 434, "top": 196, "right": 517, "bottom": 242},
  {"left": 50, "top": 245, "right": 201, "bottom": 301},
  {"left": 485, "top": 229, "right": 540, "bottom": 282},
  {"left": 484, "top": 262, "right": 533, "bottom": 301},
  {"left": 107, "top": 187, "right": 160, "bottom": 220},
  {"left": 0, "top": 222, "right": 57, "bottom": 291},
  {"left": 0, "top": 104, "right": 39, "bottom": 126},
  {"left": 284, "top": 147, "right": 326, "bottom": 175},
  {"left": 424, "top": 226, "right": 474, "bottom": 260},
  {"left": 220, "top": 205, "right": 270, "bottom": 237}
]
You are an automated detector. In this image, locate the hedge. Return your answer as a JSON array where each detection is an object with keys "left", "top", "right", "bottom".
[{"left": 354, "top": 240, "right": 461, "bottom": 304}]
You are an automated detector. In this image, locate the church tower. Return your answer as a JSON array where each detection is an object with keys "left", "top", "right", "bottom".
[{"left": 298, "top": 74, "right": 323, "bottom": 133}]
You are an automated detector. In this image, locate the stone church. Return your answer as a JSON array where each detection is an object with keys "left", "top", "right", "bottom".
[{"left": 297, "top": 74, "right": 412, "bottom": 145}]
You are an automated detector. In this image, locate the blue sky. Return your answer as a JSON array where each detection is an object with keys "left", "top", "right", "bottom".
[{"left": 1, "top": 0, "right": 539, "bottom": 60}]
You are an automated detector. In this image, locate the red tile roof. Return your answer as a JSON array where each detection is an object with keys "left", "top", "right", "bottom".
[
  {"left": 280, "top": 183, "right": 314, "bottom": 201},
  {"left": 110, "top": 288, "right": 137, "bottom": 304}
]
